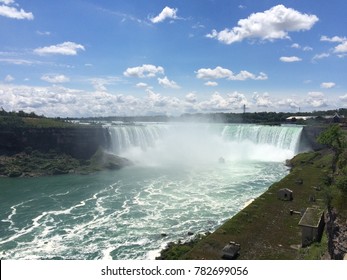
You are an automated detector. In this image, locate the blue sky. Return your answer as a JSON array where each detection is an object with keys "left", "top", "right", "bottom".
[{"left": 1, "top": 0, "right": 347, "bottom": 117}]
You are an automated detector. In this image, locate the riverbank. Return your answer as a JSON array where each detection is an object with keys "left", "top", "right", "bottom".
[
  {"left": 157, "top": 149, "right": 334, "bottom": 259},
  {"left": 0, "top": 148, "right": 132, "bottom": 177}
]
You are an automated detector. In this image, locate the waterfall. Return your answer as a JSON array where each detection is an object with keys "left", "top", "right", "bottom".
[
  {"left": 107, "top": 124, "right": 169, "bottom": 154},
  {"left": 221, "top": 124, "right": 303, "bottom": 153},
  {"left": 106, "top": 123, "right": 304, "bottom": 164}
]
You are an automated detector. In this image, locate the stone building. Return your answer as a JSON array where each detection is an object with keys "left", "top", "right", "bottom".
[
  {"left": 298, "top": 208, "right": 325, "bottom": 247},
  {"left": 277, "top": 188, "right": 293, "bottom": 201}
]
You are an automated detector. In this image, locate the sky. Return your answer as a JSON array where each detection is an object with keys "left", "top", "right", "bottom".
[{"left": 1, "top": 0, "right": 347, "bottom": 117}]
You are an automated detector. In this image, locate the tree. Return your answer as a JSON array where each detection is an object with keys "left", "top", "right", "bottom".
[{"left": 317, "top": 124, "right": 346, "bottom": 172}]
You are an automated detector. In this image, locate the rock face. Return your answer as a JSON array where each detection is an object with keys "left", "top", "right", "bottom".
[
  {"left": 301, "top": 126, "right": 325, "bottom": 151},
  {"left": 0, "top": 126, "right": 111, "bottom": 159},
  {"left": 326, "top": 210, "right": 347, "bottom": 259}
]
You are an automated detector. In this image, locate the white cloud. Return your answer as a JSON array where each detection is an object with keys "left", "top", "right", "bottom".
[
  {"left": 291, "top": 43, "right": 312, "bottom": 51},
  {"left": 150, "top": 6, "right": 178, "bottom": 23},
  {"left": 36, "top": 31, "right": 51, "bottom": 36},
  {"left": 280, "top": 56, "right": 302, "bottom": 62},
  {"left": 4, "top": 74, "right": 14, "bottom": 82},
  {"left": 334, "top": 41, "right": 347, "bottom": 54},
  {"left": 89, "top": 76, "right": 122, "bottom": 91},
  {"left": 252, "top": 92, "right": 273, "bottom": 108},
  {"left": 124, "top": 64, "right": 164, "bottom": 78},
  {"left": 196, "top": 66, "right": 232, "bottom": 79},
  {"left": 196, "top": 66, "right": 267, "bottom": 81},
  {"left": 303, "top": 46, "right": 313, "bottom": 51},
  {"left": 34, "top": 42, "right": 85, "bottom": 56},
  {"left": 339, "top": 94, "right": 347, "bottom": 102},
  {"left": 307, "top": 92, "right": 328, "bottom": 108},
  {"left": 230, "top": 71, "right": 268, "bottom": 81},
  {"left": 0, "top": 58, "right": 42, "bottom": 66},
  {"left": 198, "top": 92, "right": 248, "bottom": 111},
  {"left": 158, "top": 76, "right": 180, "bottom": 89},
  {"left": 204, "top": 81, "right": 218, "bottom": 87},
  {"left": 0, "top": 1, "right": 33, "bottom": 20},
  {"left": 41, "top": 74, "right": 70, "bottom": 84},
  {"left": 320, "top": 35, "right": 347, "bottom": 55},
  {"left": 312, "top": 52, "right": 330, "bottom": 61},
  {"left": 0, "top": 84, "right": 147, "bottom": 117},
  {"left": 146, "top": 89, "right": 180, "bottom": 108},
  {"left": 320, "top": 35, "right": 346, "bottom": 43},
  {"left": 0, "top": 0, "right": 14, "bottom": 4},
  {"left": 135, "top": 82, "right": 149, "bottom": 88},
  {"left": 277, "top": 98, "right": 299, "bottom": 109},
  {"left": 308, "top": 91, "right": 324, "bottom": 98},
  {"left": 206, "top": 5, "right": 318, "bottom": 44},
  {"left": 185, "top": 92, "right": 197, "bottom": 103},
  {"left": 321, "top": 82, "right": 336, "bottom": 89}
]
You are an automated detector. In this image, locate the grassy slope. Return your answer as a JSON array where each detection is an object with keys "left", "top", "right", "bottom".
[{"left": 161, "top": 150, "right": 333, "bottom": 260}]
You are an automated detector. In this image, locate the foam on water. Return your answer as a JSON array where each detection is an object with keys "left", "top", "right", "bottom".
[{"left": 0, "top": 123, "right": 304, "bottom": 259}]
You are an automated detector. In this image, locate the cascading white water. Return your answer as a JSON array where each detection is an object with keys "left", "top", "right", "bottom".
[
  {"left": 106, "top": 123, "right": 304, "bottom": 165},
  {"left": 107, "top": 124, "right": 168, "bottom": 154},
  {"left": 0, "top": 123, "right": 306, "bottom": 260}
]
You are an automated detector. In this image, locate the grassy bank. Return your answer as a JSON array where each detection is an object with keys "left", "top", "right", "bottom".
[{"left": 158, "top": 150, "right": 334, "bottom": 260}]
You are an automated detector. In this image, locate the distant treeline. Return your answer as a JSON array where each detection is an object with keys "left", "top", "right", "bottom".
[
  {"left": 1, "top": 108, "right": 347, "bottom": 127},
  {"left": 75, "top": 108, "right": 347, "bottom": 124},
  {"left": 0, "top": 108, "right": 75, "bottom": 128}
]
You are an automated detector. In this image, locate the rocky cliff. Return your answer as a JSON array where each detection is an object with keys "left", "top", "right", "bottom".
[
  {"left": 0, "top": 126, "right": 111, "bottom": 160},
  {"left": 301, "top": 126, "right": 325, "bottom": 151}
]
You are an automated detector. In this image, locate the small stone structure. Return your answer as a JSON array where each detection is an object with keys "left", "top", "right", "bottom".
[
  {"left": 222, "top": 241, "right": 240, "bottom": 259},
  {"left": 277, "top": 188, "right": 293, "bottom": 201},
  {"left": 298, "top": 208, "right": 325, "bottom": 247}
]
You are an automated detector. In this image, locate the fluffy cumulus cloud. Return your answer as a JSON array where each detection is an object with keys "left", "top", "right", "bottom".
[
  {"left": 41, "top": 74, "right": 70, "bottom": 84},
  {"left": 198, "top": 92, "right": 248, "bottom": 111},
  {"left": 34, "top": 42, "right": 85, "bottom": 56},
  {"left": 339, "top": 94, "right": 347, "bottom": 102},
  {"left": 0, "top": 0, "right": 33, "bottom": 20},
  {"left": 0, "top": 84, "right": 147, "bottom": 117},
  {"left": 291, "top": 43, "right": 312, "bottom": 51},
  {"left": 196, "top": 66, "right": 232, "bottom": 80},
  {"left": 280, "top": 56, "right": 302, "bottom": 62},
  {"left": 185, "top": 92, "right": 197, "bottom": 103},
  {"left": 146, "top": 89, "right": 180, "bottom": 110},
  {"left": 135, "top": 82, "right": 149, "bottom": 89},
  {"left": 158, "top": 76, "right": 180, "bottom": 89},
  {"left": 150, "top": 6, "right": 178, "bottom": 23},
  {"left": 277, "top": 98, "right": 299, "bottom": 109},
  {"left": 320, "top": 35, "right": 346, "bottom": 43},
  {"left": 196, "top": 66, "right": 267, "bottom": 81},
  {"left": 334, "top": 41, "right": 347, "bottom": 54},
  {"left": 206, "top": 5, "right": 318, "bottom": 44},
  {"left": 123, "top": 64, "right": 164, "bottom": 78},
  {"left": 204, "top": 81, "right": 218, "bottom": 87},
  {"left": 321, "top": 82, "right": 336, "bottom": 89},
  {"left": 320, "top": 35, "right": 347, "bottom": 56},
  {"left": 306, "top": 92, "right": 328, "bottom": 108},
  {"left": 252, "top": 92, "right": 273, "bottom": 108}
]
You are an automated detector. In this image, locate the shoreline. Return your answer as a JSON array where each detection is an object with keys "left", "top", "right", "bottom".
[{"left": 0, "top": 148, "right": 132, "bottom": 178}]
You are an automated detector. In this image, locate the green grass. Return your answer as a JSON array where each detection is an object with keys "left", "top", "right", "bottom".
[{"left": 0, "top": 116, "right": 92, "bottom": 128}]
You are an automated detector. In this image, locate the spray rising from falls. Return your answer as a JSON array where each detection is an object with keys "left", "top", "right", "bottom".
[{"left": 106, "top": 123, "right": 304, "bottom": 165}]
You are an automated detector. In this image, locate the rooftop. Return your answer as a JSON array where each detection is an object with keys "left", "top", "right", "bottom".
[{"left": 298, "top": 208, "right": 324, "bottom": 228}]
